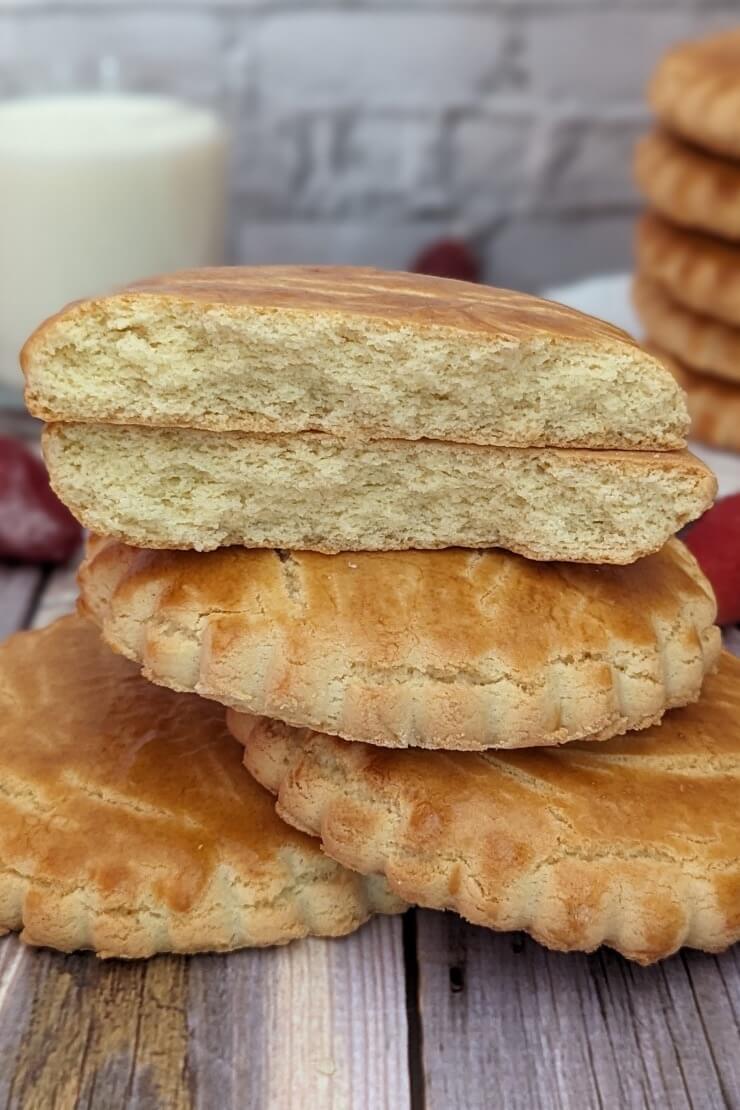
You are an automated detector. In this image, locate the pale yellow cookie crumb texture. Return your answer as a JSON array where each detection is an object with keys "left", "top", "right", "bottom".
[
  {"left": 43, "top": 424, "right": 715, "bottom": 564},
  {"left": 22, "top": 268, "right": 688, "bottom": 449}
]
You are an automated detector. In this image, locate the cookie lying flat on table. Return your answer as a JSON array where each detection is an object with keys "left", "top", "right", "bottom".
[
  {"left": 649, "top": 29, "right": 740, "bottom": 160},
  {"left": 648, "top": 345, "right": 740, "bottom": 453},
  {"left": 22, "top": 265, "right": 687, "bottom": 450},
  {"left": 633, "top": 273, "right": 740, "bottom": 384},
  {"left": 0, "top": 615, "right": 402, "bottom": 957},
  {"left": 635, "top": 212, "right": 740, "bottom": 328},
  {"left": 43, "top": 424, "right": 714, "bottom": 562},
  {"left": 634, "top": 130, "right": 740, "bottom": 242},
  {"left": 232, "top": 652, "right": 740, "bottom": 965},
  {"left": 78, "top": 535, "right": 719, "bottom": 752}
]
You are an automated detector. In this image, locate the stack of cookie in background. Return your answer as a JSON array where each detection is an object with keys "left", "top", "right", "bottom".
[
  {"left": 6, "top": 265, "right": 738, "bottom": 965},
  {"left": 634, "top": 27, "right": 740, "bottom": 454}
]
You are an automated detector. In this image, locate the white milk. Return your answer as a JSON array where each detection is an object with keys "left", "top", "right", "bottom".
[{"left": 0, "top": 94, "right": 228, "bottom": 394}]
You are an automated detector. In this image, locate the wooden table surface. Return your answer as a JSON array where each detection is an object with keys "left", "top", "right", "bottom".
[{"left": 0, "top": 555, "right": 738, "bottom": 1110}]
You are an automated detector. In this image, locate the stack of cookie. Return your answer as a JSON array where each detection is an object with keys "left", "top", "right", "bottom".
[
  {"left": 634, "top": 28, "right": 740, "bottom": 452},
  {"left": 10, "top": 266, "right": 738, "bottom": 964},
  {"left": 24, "top": 268, "right": 708, "bottom": 561}
]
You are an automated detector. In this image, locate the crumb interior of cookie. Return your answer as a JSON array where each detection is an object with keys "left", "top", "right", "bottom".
[
  {"left": 26, "top": 301, "right": 687, "bottom": 448},
  {"left": 44, "top": 424, "right": 712, "bottom": 563}
]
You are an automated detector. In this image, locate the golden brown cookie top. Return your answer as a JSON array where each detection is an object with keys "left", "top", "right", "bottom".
[
  {"left": 26, "top": 265, "right": 640, "bottom": 348},
  {"left": 79, "top": 535, "right": 719, "bottom": 751},
  {"left": 636, "top": 212, "right": 740, "bottom": 327},
  {"left": 234, "top": 652, "right": 740, "bottom": 963},
  {"left": 649, "top": 30, "right": 740, "bottom": 158},
  {"left": 633, "top": 271, "right": 740, "bottom": 383},
  {"left": 646, "top": 343, "right": 740, "bottom": 453},
  {"left": 634, "top": 130, "right": 740, "bottom": 241}
]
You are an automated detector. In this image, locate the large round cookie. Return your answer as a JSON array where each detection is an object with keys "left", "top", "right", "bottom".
[
  {"left": 634, "top": 130, "right": 740, "bottom": 242},
  {"left": 649, "top": 30, "right": 740, "bottom": 160},
  {"left": 649, "top": 344, "right": 740, "bottom": 453},
  {"left": 232, "top": 652, "right": 740, "bottom": 964},
  {"left": 633, "top": 272, "right": 740, "bottom": 384},
  {"left": 43, "top": 424, "right": 712, "bottom": 563},
  {"left": 22, "top": 265, "right": 686, "bottom": 451},
  {"left": 0, "top": 616, "right": 402, "bottom": 957},
  {"left": 636, "top": 211, "right": 740, "bottom": 328},
  {"left": 78, "top": 535, "right": 720, "bottom": 752}
]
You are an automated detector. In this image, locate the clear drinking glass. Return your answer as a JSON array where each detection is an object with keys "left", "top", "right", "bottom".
[{"left": 0, "top": 57, "right": 229, "bottom": 408}]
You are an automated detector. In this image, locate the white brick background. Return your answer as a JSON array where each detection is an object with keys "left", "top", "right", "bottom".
[{"left": 1, "top": 0, "right": 738, "bottom": 291}]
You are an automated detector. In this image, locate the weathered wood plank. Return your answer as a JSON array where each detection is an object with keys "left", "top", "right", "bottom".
[
  {"left": 724, "top": 626, "right": 740, "bottom": 658},
  {"left": 186, "top": 915, "right": 410, "bottom": 1110},
  {"left": 0, "top": 567, "right": 410, "bottom": 1110},
  {"left": 0, "top": 561, "right": 189, "bottom": 1110},
  {"left": 29, "top": 550, "right": 82, "bottom": 630},
  {"left": 415, "top": 911, "right": 739, "bottom": 1110},
  {"left": 0, "top": 564, "right": 43, "bottom": 639},
  {"left": 0, "top": 939, "right": 191, "bottom": 1110},
  {"left": 0, "top": 535, "right": 81, "bottom": 643},
  {"left": 414, "top": 633, "right": 740, "bottom": 1108},
  {"left": 0, "top": 918, "right": 409, "bottom": 1110}
]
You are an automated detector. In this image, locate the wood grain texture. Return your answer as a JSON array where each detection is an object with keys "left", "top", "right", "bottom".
[
  {"left": 0, "top": 564, "right": 43, "bottom": 638},
  {"left": 0, "top": 563, "right": 411, "bottom": 1110},
  {"left": 414, "top": 910, "right": 740, "bottom": 1110},
  {"left": 29, "top": 551, "right": 81, "bottom": 630},
  {"left": 0, "top": 938, "right": 190, "bottom": 1110},
  {"left": 0, "top": 917, "right": 409, "bottom": 1110},
  {"left": 724, "top": 626, "right": 740, "bottom": 658},
  {"left": 186, "top": 916, "right": 410, "bottom": 1110}
]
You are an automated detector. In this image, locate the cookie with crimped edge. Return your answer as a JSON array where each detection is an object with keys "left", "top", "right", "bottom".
[
  {"left": 0, "top": 615, "right": 403, "bottom": 957},
  {"left": 649, "top": 343, "right": 740, "bottom": 453},
  {"left": 636, "top": 211, "right": 740, "bottom": 328},
  {"left": 633, "top": 272, "right": 740, "bottom": 384},
  {"left": 22, "top": 265, "right": 687, "bottom": 450},
  {"left": 43, "top": 424, "right": 714, "bottom": 563},
  {"left": 634, "top": 130, "right": 740, "bottom": 242},
  {"left": 78, "top": 535, "right": 720, "bottom": 752},
  {"left": 649, "top": 29, "right": 740, "bottom": 160},
  {"left": 231, "top": 651, "right": 740, "bottom": 965}
]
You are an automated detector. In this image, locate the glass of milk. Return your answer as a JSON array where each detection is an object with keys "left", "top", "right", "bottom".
[{"left": 0, "top": 93, "right": 228, "bottom": 404}]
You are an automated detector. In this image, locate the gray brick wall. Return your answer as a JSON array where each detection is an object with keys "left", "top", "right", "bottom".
[{"left": 1, "top": 1, "right": 738, "bottom": 291}]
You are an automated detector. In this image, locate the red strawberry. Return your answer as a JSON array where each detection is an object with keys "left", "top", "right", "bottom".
[
  {"left": 411, "top": 239, "right": 480, "bottom": 283},
  {"left": 684, "top": 491, "right": 740, "bottom": 625},
  {"left": 0, "top": 436, "right": 81, "bottom": 563}
]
